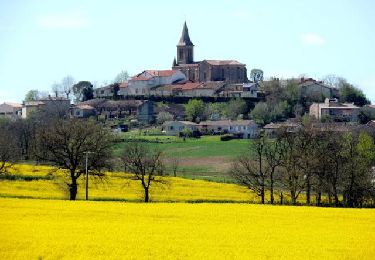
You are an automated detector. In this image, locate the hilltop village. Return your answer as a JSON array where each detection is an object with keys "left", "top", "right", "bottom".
[{"left": 1, "top": 22, "right": 374, "bottom": 137}]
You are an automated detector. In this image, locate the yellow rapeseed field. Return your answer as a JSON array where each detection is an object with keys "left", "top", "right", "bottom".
[
  {"left": 1, "top": 164, "right": 257, "bottom": 202},
  {"left": 0, "top": 198, "right": 374, "bottom": 259}
]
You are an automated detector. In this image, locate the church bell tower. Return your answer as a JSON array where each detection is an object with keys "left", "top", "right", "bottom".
[{"left": 177, "top": 22, "right": 194, "bottom": 64}]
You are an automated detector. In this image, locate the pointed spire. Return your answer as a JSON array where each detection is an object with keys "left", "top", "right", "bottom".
[
  {"left": 173, "top": 57, "right": 177, "bottom": 67},
  {"left": 177, "top": 21, "right": 194, "bottom": 46}
]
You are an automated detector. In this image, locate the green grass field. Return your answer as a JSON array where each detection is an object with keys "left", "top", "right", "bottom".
[{"left": 113, "top": 134, "right": 252, "bottom": 182}]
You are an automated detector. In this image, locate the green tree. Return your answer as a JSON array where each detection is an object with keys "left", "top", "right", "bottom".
[
  {"left": 72, "top": 81, "right": 94, "bottom": 103},
  {"left": 250, "top": 102, "right": 271, "bottom": 126},
  {"left": 340, "top": 83, "right": 370, "bottom": 106},
  {"left": 185, "top": 99, "right": 205, "bottom": 122},
  {"left": 225, "top": 98, "right": 247, "bottom": 120},
  {"left": 24, "top": 89, "right": 40, "bottom": 101}
]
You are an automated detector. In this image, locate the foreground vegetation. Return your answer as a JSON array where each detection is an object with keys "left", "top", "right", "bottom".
[
  {"left": 0, "top": 164, "right": 255, "bottom": 202},
  {"left": 1, "top": 198, "right": 374, "bottom": 259}
]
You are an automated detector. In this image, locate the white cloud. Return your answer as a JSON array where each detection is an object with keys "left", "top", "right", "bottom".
[
  {"left": 38, "top": 11, "right": 89, "bottom": 29},
  {"left": 301, "top": 33, "right": 326, "bottom": 46}
]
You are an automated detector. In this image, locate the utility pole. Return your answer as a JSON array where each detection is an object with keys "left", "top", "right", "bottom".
[{"left": 84, "top": 151, "right": 94, "bottom": 201}]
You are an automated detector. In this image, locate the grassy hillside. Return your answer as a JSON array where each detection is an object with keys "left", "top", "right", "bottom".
[
  {"left": 1, "top": 198, "right": 374, "bottom": 259},
  {"left": 113, "top": 135, "right": 252, "bottom": 182}
]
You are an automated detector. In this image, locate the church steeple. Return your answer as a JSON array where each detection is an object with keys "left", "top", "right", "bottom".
[
  {"left": 176, "top": 21, "right": 194, "bottom": 64},
  {"left": 177, "top": 21, "right": 194, "bottom": 46}
]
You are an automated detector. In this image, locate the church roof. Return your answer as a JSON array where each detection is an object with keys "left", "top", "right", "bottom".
[
  {"left": 177, "top": 22, "right": 194, "bottom": 46},
  {"left": 204, "top": 60, "right": 245, "bottom": 66}
]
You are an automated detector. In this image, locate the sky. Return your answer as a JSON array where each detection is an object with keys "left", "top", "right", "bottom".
[{"left": 0, "top": 0, "right": 374, "bottom": 103}]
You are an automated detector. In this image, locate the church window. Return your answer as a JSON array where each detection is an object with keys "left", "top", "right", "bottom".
[{"left": 179, "top": 49, "right": 184, "bottom": 60}]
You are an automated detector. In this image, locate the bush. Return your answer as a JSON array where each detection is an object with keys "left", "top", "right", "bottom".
[{"left": 220, "top": 134, "right": 233, "bottom": 141}]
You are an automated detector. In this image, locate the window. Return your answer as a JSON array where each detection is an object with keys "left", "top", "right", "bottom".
[
  {"left": 179, "top": 49, "right": 184, "bottom": 60},
  {"left": 170, "top": 126, "right": 174, "bottom": 130}
]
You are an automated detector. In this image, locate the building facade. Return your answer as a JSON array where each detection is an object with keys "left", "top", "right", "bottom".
[
  {"left": 172, "top": 22, "right": 248, "bottom": 84},
  {"left": 309, "top": 98, "right": 360, "bottom": 122}
]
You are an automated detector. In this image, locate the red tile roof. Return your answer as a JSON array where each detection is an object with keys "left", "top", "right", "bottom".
[
  {"left": 145, "top": 70, "right": 178, "bottom": 77},
  {"left": 130, "top": 76, "right": 151, "bottom": 81},
  {"left": 119, "top": 82, "right": 128, "bottom": 88}
]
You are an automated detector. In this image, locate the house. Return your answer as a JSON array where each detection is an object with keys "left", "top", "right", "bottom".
[
  {"left": 241, "top": 83, "right": 259, "bottom": 98},
  {"left": 126, "top": 70, "right": 186, "bottom": 96},
  {"left": 93, "top": 83, "right": 122, "bottom": 99},
  {"left": 22, "top": 97, "right": 70, "bottom": 119},
  {"left": 299, "top": 77, "right": 338, "bottom": 99},
  {"left": 198, "top": 120, "right": 258, "bottom": 139},
  {"left": 71, "top": 104, "right": 96, "bottom": 118},
  {"left": 309, "top": 98, "right": 360, "bottom": 122},
  {"left": 263, "top": 122, "right": 302, "bottom": 138},
  {"left": 0, "top": 102, "right": 22, "bottom": 119},
  {"left": 172, "top": 22, "right": 248, "bottom": 84},
  {"left": 163, "top": 120, "right": 258, "bottom": 138},
  {"left": 76, "top": 98, "right": 155, "bottom": 123},
  {"left": 137, "top": 100, "right": 155, "bottom": 124},
  {"left": 163, "top": 121, "right": 198, "bottom": 136},
  {"left": 151, "top": 81, "right": 224, "bottom": 97}
]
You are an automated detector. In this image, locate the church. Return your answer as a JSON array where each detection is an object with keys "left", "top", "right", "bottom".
[{"left": 172, "top": 22, "right": 248, "bottom": 84}]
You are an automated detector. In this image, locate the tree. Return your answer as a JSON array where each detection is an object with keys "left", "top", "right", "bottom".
[
  {"left": 278, "top": 130, "right": 306, "bottom": 205},
  {"left": 250, "top": 102, "right": 271, "bottom": 126},
  {"left": 113, "top": 70, "right": 129, "bottom": 83},
  {"left": 170, "top": 157, "right": 180, "bottom": 177},
  {"left": 61, "top": 75, "right": 75, "bottom": 99},
  {"left": 205, "top": 102, "right": 226, "bottom": 120},
  {"left": 342, "top": 132, "right": 374, "bottom": 207},
  {"left": 72, "top": 81, "right": 94, "bottom": 103},
  {"left": 321, "top": 74, "right": 346, "bottom": 89},
  {"left": 185, "top": 99, "right": 205, "bottom": 122},
  {"left": 121, "top": 142, "right": 165, "bottom": 202},
  {"left": 51, "top": 82, "right": 62, "bottom": 98},
  {"left": 225, "top": 98, "right": 247, "bottom": 120},
  {"left": 230, "top": 135, "right": 267, "bottom": 204},
  {"left": 339, "top": 83, "right": 370, "bottom": 107},
  {"left": 0, "top": 122, "right": 21, "bottom": 173},
  {"left": 156, "top": 111, "right": 174, "bottom": 125},
  {"left": 35, "top": 119, "right": 113, "bottom": 200},
  {"left": 24, "top": 89, "right": 40, "bottom": 101},
  {"left": 264, "top": 136, "right": 284, "bottom": 204}
]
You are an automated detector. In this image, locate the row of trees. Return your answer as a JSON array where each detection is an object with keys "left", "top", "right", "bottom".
[
  {"left": 24, "top": 70, "right": 129, "bottom": 104},
  {"left": 1, "top": 115, "right": 374, "bottom": 206},
  {"left": 231, "top": 126, "right": 375, "bottom": 207},
  {"left": 0, "top": 116, "right": 161, "bottom": 202},
  {"left": 183, "top": 99, "right": 248, "bottom": 123}
]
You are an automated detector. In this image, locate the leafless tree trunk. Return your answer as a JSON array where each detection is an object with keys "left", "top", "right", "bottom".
[{"left": 121, "top": 142, "right": 165, "bottom": 202}]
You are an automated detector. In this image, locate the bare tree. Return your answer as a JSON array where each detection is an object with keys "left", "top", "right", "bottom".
[
  {"left": 230, "top": 136, "right": 267, "bottom": 204},
  {"left": 121, "top": 142, "right": 165, "bottom": 202},
  {"left": 0, "top": 122, "right": 21, "bottom": 173},
  {"left": 170, "top": 157, "right": 180, "bottom": 177},
  {"left": 264, "top": 137, "right": 284, "bottom": 204},
  {"left": 61, "top": 75, "right": 75, "bottom": 99},
  {"left": 35, "top": 119, "right": 113, "bottom": 200}
]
